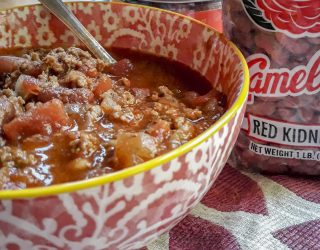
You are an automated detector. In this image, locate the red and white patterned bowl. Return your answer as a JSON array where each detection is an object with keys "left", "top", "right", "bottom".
[{"left": 0, "top": 2, "right": 249, "bottom": 249}]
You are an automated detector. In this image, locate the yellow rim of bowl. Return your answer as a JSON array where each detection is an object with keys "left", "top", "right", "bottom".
[{"left": 0, "top": 1, "right": 249, "bottom": 199}]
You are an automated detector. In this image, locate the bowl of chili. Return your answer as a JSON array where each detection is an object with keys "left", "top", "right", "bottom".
[{"left": 0, "top": 2, "right": 249, "bottom": 249}]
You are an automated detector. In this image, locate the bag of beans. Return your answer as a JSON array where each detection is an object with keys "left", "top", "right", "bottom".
[{"left": 223, "top": 0, "right": 320, "bottom": 175}]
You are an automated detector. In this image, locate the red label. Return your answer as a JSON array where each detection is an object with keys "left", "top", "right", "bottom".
[
  {"left": 256, "top": 0, "right": 320, "bottom": 38},
  {"left": 242, "top": 0, "right": 320, "bottom": 38},
  {"left": 247, "top": 50, "right": 320, "bottom": 104}
]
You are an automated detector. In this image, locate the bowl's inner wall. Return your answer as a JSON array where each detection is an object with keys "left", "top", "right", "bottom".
[{"left": 0, "top": 2, "right": 244, "bottom": 107}]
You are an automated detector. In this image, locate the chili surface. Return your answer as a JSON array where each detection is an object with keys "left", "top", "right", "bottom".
[{"left": 0, "top": 47, "right": 226, "bottom": 189}]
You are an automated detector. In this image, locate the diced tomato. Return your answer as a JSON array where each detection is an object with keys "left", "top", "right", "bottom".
[
  {"left": 115, "top": 132, "right": 158, "bottom": 169},
  {"left": 3, "top": 99, "right": 70, "bottom": 140},
  {"left": 38, "top": 87, "right": 95, "bottom": 104},
  {"left": 0, "top": 56, "right": 26, "bottom": 74},
  {"left": 93, "top": 75, "right": 113, "bottom": 98},
  {"left": 0, "top": 56, "right": 42, "bottom": 76}
]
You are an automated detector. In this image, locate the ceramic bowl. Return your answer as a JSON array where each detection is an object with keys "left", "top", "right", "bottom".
[{"left": 0, "top": 2, "right": 249, "bottom": 249}]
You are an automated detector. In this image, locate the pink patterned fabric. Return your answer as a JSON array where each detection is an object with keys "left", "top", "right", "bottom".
[{"left": 149, "top": 164, "right": 320, "bottom": 249}]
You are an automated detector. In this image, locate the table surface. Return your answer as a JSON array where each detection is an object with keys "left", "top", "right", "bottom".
[
  {"left": 1, "top": 1, "right": 319, "bottom": 249},
  {"left": 149, "top": 164, "right": 320, "bottom": 249}
]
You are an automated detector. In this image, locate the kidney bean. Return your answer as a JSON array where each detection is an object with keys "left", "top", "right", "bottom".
[
  {"left": 310, "top": 97, "right": 320, "bottom": 110},
  {"left": 294, "top": 160, "right": 320, "bottom": 176},
  {"left": 256, "top": 96, "right": 278, "bottom": 103},
  {"left": 276, "top": 107, "right": 297, "bottom": 121},
  {"left": 297, "top": 108, "right": 315, "bottom": 122},
  {"left": 236, "top": 133, "right": 250, "bottom": 148},
  {"left": 298, "top": 95, "right": 314, "bottom": 107},
  {"left": 262, "top": 161, "right": 289, "bottom": 174},
  {"left": 306, "top": 50, "right": 318, "bottom": 61},
  {"left": 277, "top": 96, "right": 301, "bottom": 108},
  {"left": 232, "top": 13, "right": 253, "bottom": 33},
  {"left": 232, "top": 30, "right": 255, "bottom": 49},
  {"left": 275, "top": 33, "right": 310, "bottom": 55},
  {"left": 255, "top": 33, "right": 290, "bottom": 66},
  {"left": 223, "top": 0, "right": 320, "bottom": 175},
  {"left": 247, "top": 101, "right": 276, "bottom": 116},
  {"left": 239, "top": 149, "right": 260, "bottom": 166},
  {"left": 229, "top": 0, "right": 243, "bottom": 12},
  {"left": 307, "top": 37, "right": 320, "bottom": 45}
]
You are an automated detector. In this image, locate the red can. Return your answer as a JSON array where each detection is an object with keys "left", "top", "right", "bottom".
[{"left": 122, "top": 0, "right": 223, "bottom": 32}]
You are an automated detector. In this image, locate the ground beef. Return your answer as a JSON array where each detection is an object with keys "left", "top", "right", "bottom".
[
  {"left": 69, "top": 132, "right": 100, "bottom": 157},
  {"left": 61, "top": 70, "right": 89, "bottom": 88},
  {"left": 0, "top": 146, "right": 37, "bottom": 168},
  {"left": 38, "top": 86, "right": 94, "bottom": 104},
  {"left": 101, "top": 88, "right": 137, "bottom": 123},
  {"left": 0, "top": 96, "right": 17, "bottom": 132},
  {"left": 0, "top": 92, "right": 24, "bottom": 133},
  {"left": 85, "top": 105, "right": 104, "bottom": 127},
  {"left": 38, "top": 72, "right": 60, "bottom": 88},
  {"left": 44, "top": 48, "right": 82, "bottom": 73},
  {"left": 0, "top": 47, "right": 226, "bottom": 189}
]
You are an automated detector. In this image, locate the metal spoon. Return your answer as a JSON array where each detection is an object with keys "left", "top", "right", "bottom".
[{"left": 39, "top": 0, "right": 116, "bottom": 65}]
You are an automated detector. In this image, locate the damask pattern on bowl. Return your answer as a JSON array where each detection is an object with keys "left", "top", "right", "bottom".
[{"left": 0, "top": 2, "right": 248, "bottom": 250}]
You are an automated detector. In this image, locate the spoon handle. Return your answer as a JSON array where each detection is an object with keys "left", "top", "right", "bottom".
[{"left": 39, "top": 0, "right": 116, "bottom": 65}]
